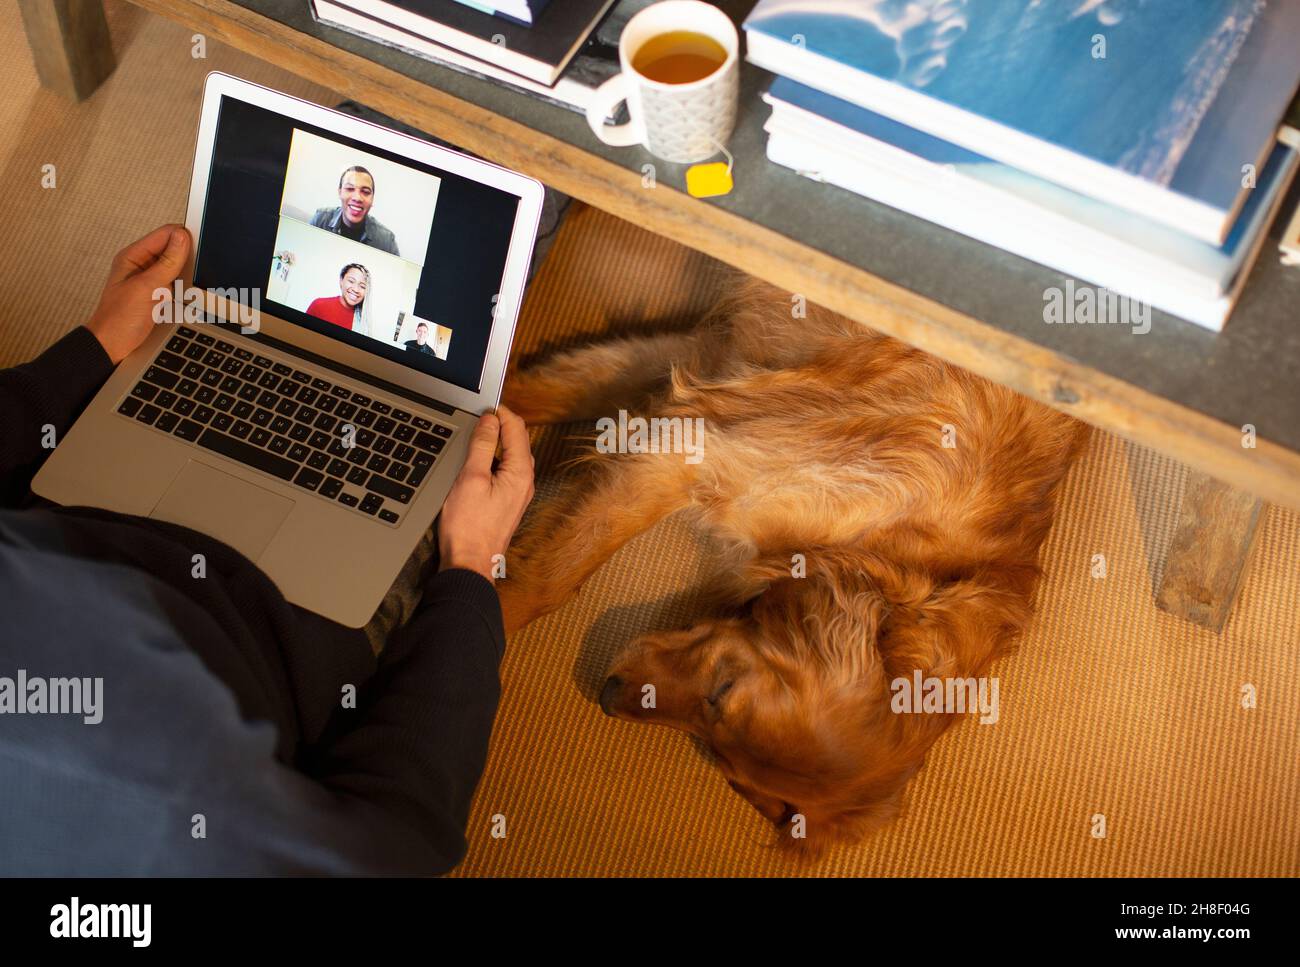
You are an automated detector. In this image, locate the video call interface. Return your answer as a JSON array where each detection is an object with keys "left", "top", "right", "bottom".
[{"left": 193, "top": 96, "right": 521, "bottom": 393}]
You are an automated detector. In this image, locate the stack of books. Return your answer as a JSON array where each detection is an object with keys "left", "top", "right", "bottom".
[
  {"left": 310, "top": 0, "right": 641, "bottom": 115},
  {"left": 744, "top": 0, "right": 1300, "bottom": 331}
]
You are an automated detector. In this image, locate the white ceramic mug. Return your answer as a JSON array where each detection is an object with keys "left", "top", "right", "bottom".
[{"left": 585, "top": 1, "right": 740, "bottom": 165}]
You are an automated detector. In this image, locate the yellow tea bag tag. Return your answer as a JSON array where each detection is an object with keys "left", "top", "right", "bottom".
[
  {"left": 686, "top": 162, "right": 733, "bottom": 198},
  {"left": 686, "top": 139, "right": 734, "bottom": 198}
]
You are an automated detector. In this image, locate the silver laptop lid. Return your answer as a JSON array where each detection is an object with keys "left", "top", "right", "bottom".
[{"left": 182, "top": 72, "right": 544, "bottom": 415}]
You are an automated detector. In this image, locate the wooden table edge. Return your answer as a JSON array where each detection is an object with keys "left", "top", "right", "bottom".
[{"left": 123, "top": 0, "right": 1300, "bottom": 513}]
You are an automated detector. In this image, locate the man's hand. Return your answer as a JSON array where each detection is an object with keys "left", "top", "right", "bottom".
[
  {"left": 437, "top": 404, "right": 535, "bottom": 583},
  {"left": 86, "top": 224, "right": 192, "bottom": 365}
]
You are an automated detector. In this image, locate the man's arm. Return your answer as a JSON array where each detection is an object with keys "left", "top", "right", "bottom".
[{"left": 0, "top": 226, "right": 190, "bottom": 504}]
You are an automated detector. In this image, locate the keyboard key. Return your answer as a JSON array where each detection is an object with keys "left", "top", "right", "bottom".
[
  {"left": 306, "top": 450, "right": 329, "bottom": 470},
  {"left": 327, "top": 459, "right": 349, "bottom": 478},
  {"left": 367, "top": 453, "right": 390, "bottom": 474},
  {"left": 268, "top": 435, "right": 291, "bottom": 455},
  {"left": 156, "top": 412, "right": 180, "bottom": 433},
  {"left": 308, "top": 430, "right": 332, "bottom": 450},
  {"left": 366, "top": 474, "right": 413, "bottom": 504},
  {"left": 393, "top": 424, "right": 415, "bottom": 443},
  {"left": 412, "top": 416, "right": 432, "bottom": 431},
  {"left": 193, "top": 406, "right": 215, "bottom": 424},
  {"left": 155, "top": 351, "right": 185, "bottom": 372},
  {"left": 203, "top": 350, "right": 224, "bottom": 367},
  {"left": 257, "top": 390, "right": 279, "bottom": 409},
  {"left": 174, "top": 398, "right": 196, "bottom": 417},
  {"left": 197, "top": 428, "right": 296, "bottom": 479},
  {"left": 212, "top": 413, "right": 234, "bottom": 432},
  {"left": 296, "top": 405, "right": 319, "bottom": 424},
  {"left": 288, "top": 443, "right": 310, "bottom": 463},
  {"left": 194, "top": 332, "right": 215, "bottom": 346},
  {"left": 118, "top": 397, "right": 143, "bottom": 417},
  {"left": 351, "top": 392, "right": 372, "bottom": 407},
  {"left": 297, "top": 387, "right": 319, "bottom": 406},
  {"left": 232, "top": 400, "right": 253, "bottom": 419},
  {"left": 241, "top": 364, "right": 262, "bottom": 382},
  {"left": 432, "top": 424, "right": 452, "bottom": 438},
  {"left": 182, "top": 361, "right": 205, "bottom": 380},
  {"left": 371, "top": 400, "right": 391, "bottom": 415},
  {"left": 319, "top": 477, "right": 344, "bottom": 499},
  {"left": 359, "top": 493, "right": 383, "bottom": 516},
  {"left": 258, "top": 371, "right": 280, "bottom": 390},
  {"left": 311, "top": 377, "right": 331, "bottom": 391},
  {"left": 293, "top": 467, "right": 323, "bottom": 491},
  {"left": 194, "top": 387, "right": 216, "bottom": 405},
  {"left": 292, "top": 369, "right": 311, "bottom": 383},
  {"left": 234, "top": 347, "right": 254, "bottom": 361},
  {"left": 165, "top": 337, "right": 187, "bottom": 353},
  {"left": 338, "top": 492, "right": 359, "bottom": 508},
  {"left": 176, "top": 379, "right": 199, "bottom": 397},
  {"left": 200, "top": 369, "right": 222, "bottom": 387},
  {"left": 289, "top": 423, "right": 312, "bottom": 443},
  {"left": 250, "top": 428, "right": 272, "bottom": 448},
  {"left": 183, "top": 342, "right": 207, "bottom": 361},
  {"left": 393, "top": 443, "right": 416, "bottom": 464},
  {"left": 221, "top": 357, "right": 244, "bottom": 376},
  {"left": 156, "top": 391, "right": 178, "bottom": 410},
  {"left": 273, "top": 362, "right": 293, "bottom": 376},
  {"left": 314, "top": 413, "right": 337, "bottom": 432},
  {"left": 230, "top": 420, "right": 253, "bottom": 440},
  {"left": 413, "top": 431, "right": 445, "bottom": 454},
  {"left": 173, "top": 419, "right": 203, "bottom": 442},
  {"left": 330, "top": 385, "right": 350, "bottom": 399},
  {"left": 373, "top": 436, "right": 395, "bottom": 456},
  {"left": 213, "top": 394, "right": 235, "bottom": 413},
  {"left": 142, "top": 366, "right": 179, "bottom": 389},
  {"left": 354, "top": 409, "right": 375, "bottom": 428},
  {"left": 216, "top": 339, "right": 235, "bottom": 353},
  {"left": 356, "top": 428, "right": 376, "bottom": 448},
  {"left": 270, "top": 416, "right": 292, "bottom": 435},
  {"left": 275, "top": 398, "right": 298, "bottom": 417},
  {"left": 278, "top": 382, "right": 299, "bottom": 401},
  {"left": 407, "top": 463, "right": 430, "bottom": 488},
  {"left": 327, "top": 438, "right": 349, "bottom": 458},
  {"left": 412, "top": 451, "right": 433, "bottom": 467},
  {"left": 336, "top": 401, "right": 357, "bottom": 420},
  {"left": 391, "top": 408, "right": 412, "bottom": 423},
  {"left": 374, "top": 416, "right": 396, "bottom": 435},
  {"left": 175, "top": 327, "right": 196, "bottom": 340},
  {"left": 316, "top": 395, "right": 338, "bottom": 414},
  {"left": 386, "top": 462, "right": 410, "bottom": 482},
  {"left": 251, "top": 408, "right": 273, "bottom": 427},
  {"left": 346, "top": 465, "right": 369, "bottom": 486},
  {"left": 237, "top": 384, "right": 260, "bottom": 402},
  {"left": 131, "top": 382, "right": 159, "bottom": 402},
  {"left": 254, "top": 355, "right": 273, "bottom": 369},
  {"left": 346, "top": 447, "right": 370, "bottom": 466},
  {"left": 378, "top": 509, "right": 400, "bottom": 524}
]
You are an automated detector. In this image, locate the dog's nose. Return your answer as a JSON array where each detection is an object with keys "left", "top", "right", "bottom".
[{"left": 599, "top": 676, "right": 624, "bottom": 715}]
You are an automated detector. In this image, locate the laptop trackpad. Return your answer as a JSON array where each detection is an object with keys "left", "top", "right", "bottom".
[{"left": 150, "top": 460, "right": 294, "bottom": 562}]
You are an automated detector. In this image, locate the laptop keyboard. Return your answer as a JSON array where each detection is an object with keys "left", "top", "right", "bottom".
[{"left": 115, "top": 325, "right": 452, "bottom": 526}]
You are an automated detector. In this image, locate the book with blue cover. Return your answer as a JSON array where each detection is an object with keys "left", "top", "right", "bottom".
[
  {"left": 447, "top": 0, "right": 550, "bottom": 27},
  {"left": 745, "top": 0, "right": 1300, "bottom": 245}
]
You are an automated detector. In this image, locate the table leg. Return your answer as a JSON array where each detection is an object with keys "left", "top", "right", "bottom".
[
  {"left": 17, "top": 0, "right": 116, "bottom": 102},
  {"left": 1155, "top": 470, "right": 1263, "bottom": 632}
]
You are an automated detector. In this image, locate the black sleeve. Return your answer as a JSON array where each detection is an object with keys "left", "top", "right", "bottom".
[
  {"left": 0, "top": 327, "right": 115, "bottom": 506},
  {"left": 310, "top": 567, "right": 507, "bottom": 872}
]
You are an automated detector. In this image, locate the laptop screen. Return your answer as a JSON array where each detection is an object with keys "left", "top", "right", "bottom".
[{"left": 192, "top": 96, "right": 521, "bottom": 393}]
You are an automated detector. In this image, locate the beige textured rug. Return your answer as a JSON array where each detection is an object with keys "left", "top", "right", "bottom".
[{"left": 3, "top": 4, "right": 1296, "bottom": 877}]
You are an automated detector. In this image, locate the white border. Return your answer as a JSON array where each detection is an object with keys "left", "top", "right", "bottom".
[{"left": 184, "top": 72, "right": 543, "bottom": 415}]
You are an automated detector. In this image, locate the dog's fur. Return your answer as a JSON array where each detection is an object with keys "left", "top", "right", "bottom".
[{"left": 500, "top": 276, "right": 1086, "bottom": 849}]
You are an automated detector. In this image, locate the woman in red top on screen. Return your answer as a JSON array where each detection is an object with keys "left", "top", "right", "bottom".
[{"left": 306, "top": 263, "right": 372, "bottom": 337}]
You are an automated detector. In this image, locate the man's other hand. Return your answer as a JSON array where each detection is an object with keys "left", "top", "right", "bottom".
[
  {"left": 437, "top": 404, "right": 535, "bottom": 583},
  {"left": 86, "top": 224, "right": 192, "bottom": 364}
]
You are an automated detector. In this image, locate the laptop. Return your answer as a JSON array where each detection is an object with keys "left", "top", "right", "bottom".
[{"left": 33, "top": 73, "right": 544, "bottom": 627}]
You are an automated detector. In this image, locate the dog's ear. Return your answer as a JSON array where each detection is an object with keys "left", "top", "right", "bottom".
[
  {"left": 874, "top": 565, "right": 1036, "bottom": 686},
  {"left": 748, "top": 552, "right": 892, "bottom": 688}
]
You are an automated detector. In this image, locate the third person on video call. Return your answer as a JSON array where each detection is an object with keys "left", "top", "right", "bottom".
[
  {"left": 307, "top": 262, "right": 373, "bottom": 337},
  {"left": 311, "top": 165, "right": 400, "bottom": 256}
]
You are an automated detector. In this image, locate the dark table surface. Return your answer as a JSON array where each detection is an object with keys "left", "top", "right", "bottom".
[{"left": 234, "top": 0, "right": 1300, "bottom": 460}]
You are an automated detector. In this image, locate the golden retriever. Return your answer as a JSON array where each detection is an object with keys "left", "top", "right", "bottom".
[{"left": 499, "top": 275, "right": 1085, "bottom": 850}]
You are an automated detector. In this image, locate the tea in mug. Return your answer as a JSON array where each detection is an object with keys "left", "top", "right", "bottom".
[{"left": 632, "top": 30, "right": 728, "bottom": 84}]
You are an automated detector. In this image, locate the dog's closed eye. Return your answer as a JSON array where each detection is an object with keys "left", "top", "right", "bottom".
[{"left": 706, "top": 679, "right": 735, "bottom": 712}]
